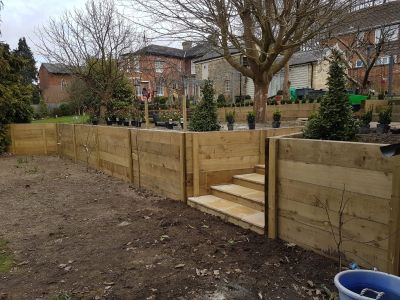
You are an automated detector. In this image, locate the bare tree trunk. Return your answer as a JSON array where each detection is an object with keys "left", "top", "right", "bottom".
[
  {"left": 253, "top": 81, "right": 269, "bottom": 123},
  {"left": 283, "top": 62, "right": 290, "bottom": 99}
]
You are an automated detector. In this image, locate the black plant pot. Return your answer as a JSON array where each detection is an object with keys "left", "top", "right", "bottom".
[
  {"left": 116, "top": 120, "right": 123, "bottom": 126},
  {"left": 248, "top": 122, "right": 256, "bottom": 130},
  {"left": 272, "top": 120, "right": 281, "bottom": 128},
  {"left": 137, "top": 121, "right": 142, "bottom": 128},
  {"left": 166, "top": 123, "right": 174, "bottom": 129},
  {"left": 92, "top": 120, "right": 98, "bottom": 125},
  {"left": 359, "top": 125, "right": 370, "bottom": 134},
  {"left": 131, "top": 120, "right": 136, "bottom": 127},
  {"left": 106, "top": 120, "right": 113, "bottom": 126},
  {"left": 377, "top": 124, "right": 390, "bottom": 134},
  {"left": 124, "top": 121, "right": 130, "bottom": 126},
  {"left": 227, "top": 123, "right": 234, "bottom": 131}
]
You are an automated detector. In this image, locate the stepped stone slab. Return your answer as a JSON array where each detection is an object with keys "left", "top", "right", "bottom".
[
  {"left": 188, "top": 195, "right": 264, "bottom": 234},
  {"left": 211, "top": 184, "right": 264, "bottom": 211},
  {"left": 233, "top": 173, "right": 265, "bottom": 191}
]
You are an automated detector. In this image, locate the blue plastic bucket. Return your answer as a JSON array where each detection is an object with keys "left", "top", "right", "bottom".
[{"left": 334, "top": 270, "right": 400, "bottom": 300}]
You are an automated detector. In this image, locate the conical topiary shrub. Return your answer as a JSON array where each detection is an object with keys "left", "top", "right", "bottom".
[
  {"left": 304, "top": 50, "right": 358, "bottom": 141},
  {"left": 189, "top": 80, "right": 220, "bottom": 132}
]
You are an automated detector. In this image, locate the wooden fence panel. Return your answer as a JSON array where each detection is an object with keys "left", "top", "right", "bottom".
[
  {"left": 57, "top": 124, "right": 75, "bottom": 160},
  {"left": 10, "top": 124, "right": 57, "bottom": 155},
  {"left": 74, "top": 125, "right": 98, "bottom": 168},
  {"left": 97, "top": 126, "right": 131, "bottom": 182},
  {"left": 272, "top": 137, "right": 395, "bottom": 273},
  {"left": 136, "top": 130, "right": 185, "bottom": 201}
]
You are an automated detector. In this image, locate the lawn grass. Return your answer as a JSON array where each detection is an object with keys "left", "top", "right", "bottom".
[
  {"left": 32, "top": 115, "right": 89, "bottom": 124},
  {"left": 0, "top": 239, "right": 14, "bottom": 273}
]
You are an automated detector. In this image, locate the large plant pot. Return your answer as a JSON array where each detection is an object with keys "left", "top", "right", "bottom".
[
  {"left": 227, "top": 123, "right": 234, "bottom": 131},
  {"left": 106, "top": 120, "right": 113, "bottom": 126},
  {"left": 123, "top": 121, "right": 130, "bottom": 126},
  {"left": 272, "top": 121, "right": 281, "bottom": 128},
  {"left": 248, "top": 122, "right": 256, "bottom": 130},
  {"left": 166, "top": 123, "right": 174, "bottom": 129},
  {"left": 116, "top": 119, "right": 123, "bottom": 126},
  {"left": 334, "top": 270, "right": 400, "bottom": 300},
  {"left": 91, "top": 120, "right": 98, "bottom": 125},
  {"left": 131, "top": 120, "right": 136, "bottom": 127},
  {"left": 376, "top": 124, "right": 390, "bottom": 134}
]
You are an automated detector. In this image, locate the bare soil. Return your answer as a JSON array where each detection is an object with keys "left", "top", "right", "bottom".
[
  {"left": 356, "top": 132, "right": 400, "bottom": 144},
  {"left": 0, "top": 156, "right": 337, "bottom": 300}
]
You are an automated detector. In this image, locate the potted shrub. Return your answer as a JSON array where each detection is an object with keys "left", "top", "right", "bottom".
[
  {"left": 377, "top": 106, "right": 392, "bottom": 134},
  {"left": 359, "top": 109, "right": 372, "bottom": 134},
  {"left": 272, "top": 110, "right": 281, "bottom": 128},
  {"left": 247, "top": 111, "right": 256, "bottom": 130},
  {"left": 91, "top": 116, "right": 98, "bottom": 125},
  {"left": 225, "top": 111, "right": 235, "bottom": 131}
]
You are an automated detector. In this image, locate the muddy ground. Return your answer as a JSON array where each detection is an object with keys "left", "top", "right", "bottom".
[{"left": 0, "top": 156, "right": 337, "bottom": 300}]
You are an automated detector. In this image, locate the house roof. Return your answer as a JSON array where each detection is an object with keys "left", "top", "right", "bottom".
[
  {"left": 335, "top": 1, "right": 400, "bottom": 35},
  {"left": 41, "top": 63, "right": 71, "bottom": 75},
  {"left": 131, "top": 43, "right": 211, "bottom": 59},
  {"left": 194, "top": 48, "right": 328, "bottom": 66}
]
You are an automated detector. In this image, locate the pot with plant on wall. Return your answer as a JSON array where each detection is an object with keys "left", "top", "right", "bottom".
[
  {"left": 91, "top": 116, "right": 98, "bottom": 125},
  {"left": 225, "top": 111, "right": 235, "bottom": 131},
  {"left": 272, "top": 110, "right": 281, "bottom": 128},
  {"left": 359, "top": 108, "right": 372, "bottom": 134},
  {"left": 247, "top": 111, "right": 256, "bottom": 130},
  {"left": 377, "top": 106, "right": 392, "bottom": 134}
]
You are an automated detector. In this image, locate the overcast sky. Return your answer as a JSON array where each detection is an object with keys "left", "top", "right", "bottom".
[{"left": 1, "top": 0, "right": 85, "bottom": 63}]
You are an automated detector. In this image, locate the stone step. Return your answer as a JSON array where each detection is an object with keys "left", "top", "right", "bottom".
[
  {"left": 255, "top": 164, "right": 265, "bottom": 175},
  {"left": 211, "top": 184, "right": 265, "bottom": 211},
  {"left": 233, "top": 173, "right": 265, "bottom": 191},
  {"left": 187, "top": 195, "right": 264, "bottom": 234}
]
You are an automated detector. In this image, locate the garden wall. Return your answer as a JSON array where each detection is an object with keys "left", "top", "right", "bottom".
[
  {"left": 217, "top": 103, "right": 319, "bottom": 123},
  {"left": 10, "top": 124, "right": 57, "bottom": 155},
  {"left": 268, "top": 136, "right": 399, "bottom": 274}
]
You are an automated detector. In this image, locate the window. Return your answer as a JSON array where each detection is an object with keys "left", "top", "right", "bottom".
[
  {"left": 155, "top": 60, "right": 163, "bottom": 73},
  {"left": 376, "top": 55, "right": 396, "bottom": 65},
  {"left": 156, "top": 84, "right": 164, "bottom": 96},
  {"left": 355, "top": 60, "right": 364, "bottom": 68},
  {"left": 60, "top": 79, "right": 68, "bottom": 90},
  {"left": 375, "top": 25, "right": 399, "bottom": 44},
  {"left": 133, "top": 57, "right": 140, "bottom": 72},
  {"left": 191, "top": 61, "right": 196, "bottom": 75},
  {"left": 242, "top": 56, "right": 248, "bottom": 66},
  {"left": 225, "top": 80, "right": 230, "bottom": 92}
]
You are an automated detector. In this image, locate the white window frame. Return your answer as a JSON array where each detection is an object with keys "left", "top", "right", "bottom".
[
  {"left": 191, "top": 61, "right": 196, "bottom": 75},
  {"left": 375, "top": 25, "right": 399, "bottom": 44},
  {"left": 155, "top": 60, "right": 163, "bottom": 73},
  {"left": 156, "top": 84, "right": 164, "bottom": 96},
  {"left": 355, "top": 59, "right": 364, "bottom": 68}
]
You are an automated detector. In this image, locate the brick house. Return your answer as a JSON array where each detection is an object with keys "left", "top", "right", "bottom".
[
  {"left": 331, "top": 1, "right": 400, "bottom": 94},
  {"left": 122, "top": 42, "right": 209, "bottom": 101},
  {"left": 38, "top": 63, "right": 73, "bottom": 108},
  {"left": 193, "top": 48, "right": 330, "bottom": 100}
]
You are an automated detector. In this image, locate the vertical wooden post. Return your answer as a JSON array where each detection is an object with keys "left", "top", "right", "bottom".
[
  {"left": 268, "top": 137, "right": 278, "bottom": 239},
  {"left": 72, "top": 124, "right": 77, "bottom": 162},
  {"left": 259, "top": 130, "right": 266, "bottom": 164},
  {"left": 127, "top": 129, "right": 134, "bottom": 183},
  {"left": 179, "top": 133, "right": 187, "bottom": 202},
  {"left": 10, "top": 124, "right": 16, "bottom": 154},
  {"left": 42, "top": 128, "right": 48, "bottom": 155},
  {"left": 264, "top": 137, "right": 269, "bottom": 236},
  {"left": 388, "top": 158, "right": 400, "bottom": 275},
  {"left": 96, "top": 127, "right": 100, "bottom": 169},
  {"left": 192, "top": 133, "right": 200, "bottom": 197},
  {"left": 183, "top": 95, "right": 188, "bottom": 131},
  {"left": 145, "top": 97, "right": 149, "bottom": 129}
]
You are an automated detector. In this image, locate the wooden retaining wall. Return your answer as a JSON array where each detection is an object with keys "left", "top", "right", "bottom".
[
  {"left": 10, "top": 124, "right": 57, "bottom": 155},
  {"left": 218, "top": 103, "right": 319, "bottom": 123},
  {"left": 268, "top": 136, "right": 399, "bottom": 274}
]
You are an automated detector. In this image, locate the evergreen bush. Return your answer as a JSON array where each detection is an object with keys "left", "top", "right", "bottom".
[
  {"left": 189, "top": 80, "right": 220, "bottom": 132},
  {"left": 303, "top": 50, "right": 358, "bottom": 141}
]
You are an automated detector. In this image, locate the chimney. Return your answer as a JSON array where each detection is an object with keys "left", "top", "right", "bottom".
[{"left": 182, "top": 41, "right": 193, "bottom": 51}]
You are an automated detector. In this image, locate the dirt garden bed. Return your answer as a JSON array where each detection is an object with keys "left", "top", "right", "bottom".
[{"left": 0, "top": 156, "right": 337, "bottom": 300}]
